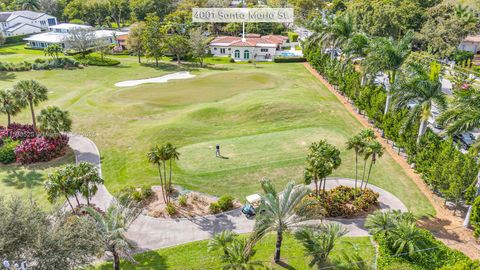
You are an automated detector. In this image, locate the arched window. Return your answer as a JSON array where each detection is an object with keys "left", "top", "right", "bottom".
[
  {"left": 234, "top": 50, "right": 240, "bottom": 58},
  {"left": 244, "top": 50, "right": 250, "bottom": 59}
]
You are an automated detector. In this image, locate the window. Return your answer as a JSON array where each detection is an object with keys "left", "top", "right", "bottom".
[
  {"left": 244, "top": 50, "right": 250, "bottom": 59},
  {"left": 220, "top": 48, "right": 226, "bottom": 54},
  {"left": 234, "top": 50, "right": 240, "bottom": 58},
  {"left": 261, "top": 48, "right": 268, "bottom": 52},
  {"left": 214, "top": 47, "right": 217, "bottom": 50}
]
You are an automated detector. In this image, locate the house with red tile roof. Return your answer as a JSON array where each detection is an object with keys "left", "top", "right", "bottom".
[{"left": 210, "top": 34, "right": 289, "bottom": 61}]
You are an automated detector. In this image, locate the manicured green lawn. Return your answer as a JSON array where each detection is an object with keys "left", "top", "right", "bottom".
[
  {"left": 0, "top": 48, "right": 435, "bottom": 216},
  {"left": 94, "top": 234, "right": 375, "bottom": 269},
  {"left": 0, "top": 43, "right": 45, "bottom": 62},
  {"left": 0, "top": 150, "right": 75, "bottom": 209}
]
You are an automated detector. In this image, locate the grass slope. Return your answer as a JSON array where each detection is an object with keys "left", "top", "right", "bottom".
[
  {"left": 0, "top": 50, "right": 434, "bottom": 216},
  {"left": 94, "top": 234, "right": 375, "bottom": 269}
]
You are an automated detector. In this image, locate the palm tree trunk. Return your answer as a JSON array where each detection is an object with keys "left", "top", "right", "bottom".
[
  {"left": 360, "top": 159, "right": 367, "bottom": 189},
  {"left": 354, "top": 152, "right": 358, "bottom": 197},
  {"left": 169, "top": 159, "right": 172, "bottom": 195},
  {"left": 7, "top": 112, "right": 10, "bottom": 127},
  {"left": 416, "top": 119, "right": 427, "bottom": 144},
  {"left": 365, "top": 158, "right": 374, "bottom": 190},
  {"left": 464, "top": 171, "right": 480, "bottom": 227},
  {"left": 157, "top": 165, "right": 167, "bottom": 204},
  {"left": 113, "top": 251, "right": 121, "bottom": 270},
  {"left": 29, "top": 101, "right": 37, "bottom": 131},
  {"left": 163, "top": 161, "right": 168, "bottom": 203},
  {"left": 274, "top": 229, "right": 283, "bottom": 263}
]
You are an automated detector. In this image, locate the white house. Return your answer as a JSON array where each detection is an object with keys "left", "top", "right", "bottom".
[
  {"left": 24, "top": 23, "right": 126, "bottom": 50},
  {"left": 0, "top": 11, "right": 56, "bottom": 37},
  {"left": 210, "top": 34, "right": 289, "bottom": 61},
  {"left": 459, "top": 35, "right": 480, "bottom": 54}
]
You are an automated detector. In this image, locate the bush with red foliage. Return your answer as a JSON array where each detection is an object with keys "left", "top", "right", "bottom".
[
  {"left": 0, "top": 123, "right": 36, "bottom": 142},
  {"left": 15, "top": 134, "right": 69, "bottom": 164}
]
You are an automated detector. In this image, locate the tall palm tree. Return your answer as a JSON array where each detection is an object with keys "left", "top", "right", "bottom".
[
  {"left": 358, "top": 129, "right": 376, "bottom": 189},
  {"left": 330, "top": 13, "right": 355, "bottom": 60},
  {"left": 147, "top": 145, "right": 168, "bottom": 203},
  {"left": 13, "top": 80, "right": 48, "bottom": 131},
  {"left": 37, "top": 106, "right": 72, "bottom": 137},
  {"left": 294, "top": 223, "right": 348, "bottom": 268},
  {"left": 165, "top": 143, "right": 180, "bottom": 194},
  {"left": 365, "top": 30, "right": 414, "bottom": 116},
  {"left": 86, "top": 202, "right": 138, "bottom": 270},
  {"left": 346, "top": 134, "right": 366, "bottom": 196},
  {"left": 255, "top": 179, "right": 310, "bottom": 263},
  {"left": 0, "top": 89, "right": 21, "bottom": 127},
  {"left": 437, "top": 88, "right": 480, "bottom": 227},
  {"left": 363, "top": 140, "right": 384, "bottom": 190},
  {"left": 393, "top": 63, "right": 447, "bottom": 144},
  {"left": 388, "top": 220, "right": 425, "bottom": 257}
]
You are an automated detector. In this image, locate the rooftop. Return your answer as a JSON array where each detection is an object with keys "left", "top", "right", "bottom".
[
  {"left": 49, "top": 23, "right": 92, "bottom": 30},
  {"left": 210, "top": 34, "right": 287, "bottom": 48},
  {"left": 24, "top": 29, "right": 127, "bottom": 43},
  {"left": 0, "top": 10, "right": 47, "bottom": 22},
  {"left": 464, "top": 35, "right": 480, "bottom": 43}
]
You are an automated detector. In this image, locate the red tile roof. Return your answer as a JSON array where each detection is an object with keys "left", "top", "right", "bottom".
[{"left": 210, "top": 34, "right": 287, "bottom": 47}]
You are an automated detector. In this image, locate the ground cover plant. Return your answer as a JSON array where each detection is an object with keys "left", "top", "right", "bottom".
[{"left": 0, "top": 48, "right": 434, "bottom": 216}]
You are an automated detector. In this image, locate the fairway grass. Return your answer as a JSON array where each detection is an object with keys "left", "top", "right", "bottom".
[
  {"left": 94, "top": 234, "right": 375, "bottom": 269},
  {"left": 0, "top": 53, "right": 435, "bottom": 216}
]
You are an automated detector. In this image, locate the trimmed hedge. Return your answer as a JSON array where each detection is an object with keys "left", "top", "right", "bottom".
[
  {"left": 0, "top": 139, "right": 20, "bottom": 164},
  {"left": 5, "top": 34, "right": 29, "bottom": 44},
  {"left": 74, "top": 54, "right": 120, "bottom": 66},
  {"left": 0, "top": 58, "right": 79, "bottom": 71},
  {"left": 274, "top": 56, "right": 306, "bottom": 63}
]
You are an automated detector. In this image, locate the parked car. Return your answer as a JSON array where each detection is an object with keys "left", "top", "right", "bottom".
[{"left": 454, "top": 133, "right": 476, "bottom": 150}]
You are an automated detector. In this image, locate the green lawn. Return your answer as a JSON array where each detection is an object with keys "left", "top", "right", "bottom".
[
  {"left": 0, "top": 43, "right": 45, "bottom": 62},
  {"left": 0, "top": 49, "right": 435, "bottom": 216},
  {"left": 94, "top": 234, "right": 375, "bottom": 269}
]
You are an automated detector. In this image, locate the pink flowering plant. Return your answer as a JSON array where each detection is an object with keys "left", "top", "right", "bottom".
[
  {"left": 0, "top": 123, "right": 36, "bottom": 142},
  {"left": 15, "top": 134, "right": 69, "bottom": 164}
]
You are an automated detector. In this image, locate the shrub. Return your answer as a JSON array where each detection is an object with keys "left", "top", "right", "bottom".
[
  {"left": 0, "top": 123, "right": 35, "bottom": 141},
  {"left": 14, "top": 134, "right": 69, "bottom": 164},
  {"left": 0, "top": 58, "right": 79, "bottom": 72},
  {"left": 178, "top": 195, "right": 187, "bottom": 207},
  {"left": 74, "top": 54, "right": 120, "bottom": 66},
  {"left": 353, "top": 189, "right": 379, "bottom": 211},
  {"left": 296, "top": 194, "right": 327, "bottom": 218},
  {"left": 116, "top": 185, "right": 153, "bottom": 204},
  {"left": 0, "top": 138, "right": 20, "bottom": 164},
  {"left": 209, "top": 202, "right": 221, "bottom": 214},
  {"left": 230, "top": 58, "right": 235, "bottom": 63},
  {"left": 141, "top": 185, "right": 153, "bottom": 200},
  {"left": 5, "top": 34, "right": 29, "bottom": 44},
  {"left": 217, "top": 195, "right": 234, "bottom": 211},
  {"left": 166, "top": 202, "right": 176, "bottom": 215},
  {"left": 287, "top": 32, "right": 299, "bottom": 42},
  {"left": 274, "top": 56, "right": 306, "bottom": 63}
]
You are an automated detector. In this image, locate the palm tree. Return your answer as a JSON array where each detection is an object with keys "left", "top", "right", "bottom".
[
  {"left": 393, "top": 62, "right": 447, "bottom": 144},
  {"left": 0, "top": 89, "right": 21, "bottom": 126},
  {"left": 165, "top": 143, "right": 180, "bottom": 194},
  {"left": 74, "top": 162, "right": 103, "bottom": 206},
  {"left": 37, "top": 106, "right": 72, "bottom": 137},
  {"left": 18, "top": 0, "right": 40, "bottom": 10},
  {"left": 346, "top": 134, "right": 366, "bottom": 196},
  {"left": 255, "top": 179, "right": 310, "bottom": 263},
  {"left": 44, "top": 44, "right": 63, "bottom": 60},
  {"left": 363, "top": 140, "right": 384, "bottom": 190},
  {"left": 147, "top": 143, "right": 178, "bottom": 204},
  {"left": 437, "top": 88, "right": 480, "bottom": 227},
  {"left": 13, "top": 80, "right": 48, "bottom": 131},
  {"left": 45, "top": 169, "right": 77, "bottom": 213},
  {"left": 208, "top": 231, "right": 237, "bottom": 256},
  {"left": 388, "top": 220, "right": 425, "bottom": 256},
  {"left": 147, "top": 145, "right": 168, "bottom": 203},
  {"left": 358, "top": 129, "right": 376, "bottom": 189},
  {"left": 86, "top": 202, "right": 138, "bottom": 270},
  {"left": 365, "top": 210, "right": 415, "bottom": 236},
  {"left": 365, "top": 30, "right": 413, "bottom": 116},
  {"left": 220, "top": 238, "right": 264, "bottom": 270},
  {"left": 294, "top": 223, "right": 348, "bottom": 268}
]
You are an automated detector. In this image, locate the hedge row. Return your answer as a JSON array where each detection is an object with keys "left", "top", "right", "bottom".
[
  {"left": 0, "top": 58, "right": 79, "bottom": 71},
  {"left": 274, "top": 56, "right": 306, "bottom": 63}
]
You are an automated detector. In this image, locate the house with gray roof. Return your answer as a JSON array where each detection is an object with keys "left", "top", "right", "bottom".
[{"left": 0, "top": 10, "right": 56, "bottom": 37}]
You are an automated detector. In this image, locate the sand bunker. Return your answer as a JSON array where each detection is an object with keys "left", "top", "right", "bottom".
[{"left": 115, "top": 71, "right": 196, "bottom": 87}]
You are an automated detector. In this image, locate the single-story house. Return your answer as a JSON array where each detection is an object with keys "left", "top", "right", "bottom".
[
  {"left": 113, "top": 33, "right": 128, "bottom": 52},
  {"left": 0, "top": 10, "right": 57, "bottom": 37},
  {"left": 24, "top": 23, "right": 126, "bottom": 50},
  {"left": 459, "top": 35, "right": 480, "bottom": 54},
  {"left": 210, "top": 34, "right": 289, "bottom": 61}
]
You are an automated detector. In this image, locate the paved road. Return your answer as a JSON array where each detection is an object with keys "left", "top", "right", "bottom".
[{"left": 68, "top": 135, "right": 407, "bottom": 250}]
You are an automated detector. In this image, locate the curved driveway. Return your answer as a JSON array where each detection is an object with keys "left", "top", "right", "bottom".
[{"left": 68, "top": 135, "right": 407, "bottom": 250}]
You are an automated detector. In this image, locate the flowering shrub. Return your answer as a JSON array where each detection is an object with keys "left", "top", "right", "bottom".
[
  {"left": 0, "top": 123, "right": 36, "bottom": 142},
  {"left": 15, "top": 134, "right": 69, "bottom": 164}
]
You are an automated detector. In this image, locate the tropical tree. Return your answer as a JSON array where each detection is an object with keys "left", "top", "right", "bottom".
[
  {"left": 142, "top": 14, "right": 164, "bottom": 67},
  {"left": 304, "top": 140, "right": 342, "bottom": 196},
  {"left": 17, "top": 0, "right": 40, "bottom": 10},
  {"left": 346, "top": 134, "right": 365, "bottom": 196},
  {"left": 358, "top": 129, "right": 376, "bottom": 189},
  {"left": 45, "top": 168, "right": 78, "bottom": 213},
  {"left": 74, "top": 162, "right": 103, "bottom": 206},
  {"left": 365, "top": 210, "right": 415, "bottom": 236},
  {"left": 37, "top": 106, "right": 72, "bottom": 137},
  {"left": 165, "top": 34, "right": 190, "bottom": 64},
  {"left": 0, "top": 89, "right": 21, "bottom": 126},
  {"left": 393, "top": 62, "right": 447, "bottom": 144},
  {"left": 388, "top": 220, "right": 426, "bottom": 256},
  {"left": 147, "top": 143, "right": 179, "bottom": 204},
  {"left": 12, "top": 80, "right": 48, "bottom": 131},
  {"left": 126, "top": 22, "right": 145, "bottom": 63},
  {"left": 208, "top": 231, "right": 237, "bottom": 256},
  {"left": 189, "top": 27, "right": 210, "bottom": 67},
  {"left": 363, "top": 140, "right": 384, "bottom": 190},
  {"left": 437, "top": 87, "right": 480, "bottom": 227},
  {"left": 85, "top": 202, "right": 139, "bottom": 270},
  {"left": 255, "top": 179, "right": 310, "bottom": 263},
  {"left": 294, "top": 223, "right": 348, "bottom": 268},
  {"left": 365, "top": 30, "right": 413, "bottom": 116},
  {"left": 44, "top": 44, "right": 63, "bottom": 60}
]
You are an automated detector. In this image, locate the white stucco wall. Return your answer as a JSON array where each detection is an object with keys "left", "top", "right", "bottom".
[
  {"left": 459, "top": 42, "right": 480, "bottom": 53},
  {"left": 6, "top": 24, "right": 41, "bottom": 36}
]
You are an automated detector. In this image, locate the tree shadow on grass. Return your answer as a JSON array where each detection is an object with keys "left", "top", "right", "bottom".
[
  {"left": 0, "top": 72, "right": 16, "bottom": 81},
  {"left": 2, "top": 169, "right": 44, "bottom": 189},
  {"left": 140, "top": 62, "right": 183, "bottom": 72},
  {"left": 95, "top": 251, "right": 167, "bottom": 270}
]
